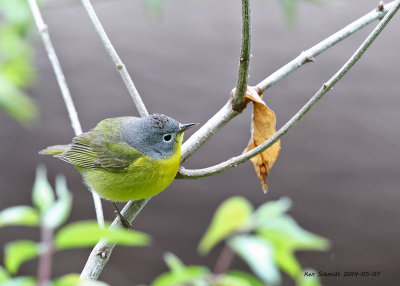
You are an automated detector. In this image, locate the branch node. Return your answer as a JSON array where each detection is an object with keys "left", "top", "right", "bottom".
[
  {"left": 97, "top": 246, "right": 110, "bottom": 259},
  {"left": 303, "top": 56, "right": 316, "bottom": 64},
  {"left": 254, "top": 86, "right": 263, "bottom": 96},
  {"left": 178, "top": 0, "right": 400, "bottom": 179},
  {"left": 117, "top": 63, "right": 123, "bottom": 70},
  {"left": 230, "top": 89, "right": 248, "bottom": 112},
  {"left": 378, "top": 1, "right": 385, "bottom": 11},
  {"left": 39, "top": 24, "right": 48, "bottom": 34}
]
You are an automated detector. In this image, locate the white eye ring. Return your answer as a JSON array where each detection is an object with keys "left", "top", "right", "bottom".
[{"left": 163, "top": 134, "right": 172, "bottom": 142}]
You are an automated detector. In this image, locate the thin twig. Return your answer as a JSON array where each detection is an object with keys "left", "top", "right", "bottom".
[
  {"left": 257, "top": 1, "right": 397, "bottom": 92},
  {"left": 27, "top": 0, "right": 104, "bottom": 228},
  {"left": 232, "top": 0, "right": 251, "bottom": 111},
  {"left": 80, "top": 199, "right": 149, "bottom": 280},
  {"left": 178, "top": 0, "right": 400, "bottom": 179},
  {"left": 80, "top": 0, "right": 148, "bottom": 117},
  {"left": 181, "top": 101, "right": 239, "bottom": 162},
  {"left": 181, "top": 0, "right": 396, "bottom": 163},
  {"left": 27, "top": 0, "right": 82, "bottom": 135},
  {"left": 80, "top": 1, "right": 399, "bottom": 279},
  {"left": 81, "top": 0, "right": 249, "bottom": 279},
  {"left": 37, "top": 226, "right": 53, "bottom": 286}
]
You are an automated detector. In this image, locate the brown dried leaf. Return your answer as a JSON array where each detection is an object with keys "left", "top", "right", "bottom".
[{"left": 245, "top": 87, "right": 280, "bottom": 193}]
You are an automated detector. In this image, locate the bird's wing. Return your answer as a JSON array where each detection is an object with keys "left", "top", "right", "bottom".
[{"left": 56, "top": 131, "right": 142, "bottom": 170}]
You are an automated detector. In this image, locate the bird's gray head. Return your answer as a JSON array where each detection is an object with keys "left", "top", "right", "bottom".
[{"left": 122, "top": 114, "right": 195, "bottom": 160}]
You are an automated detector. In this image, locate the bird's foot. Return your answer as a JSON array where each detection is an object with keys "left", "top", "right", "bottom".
[
  {"left": 114, "top": 210, "right": 131, "bottom": 228},
  {"left": 112, "top": 202, "right": 131, "bottom": 228}
]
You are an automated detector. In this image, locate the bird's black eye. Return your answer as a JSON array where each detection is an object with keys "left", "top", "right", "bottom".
[{"left": 163, "top": 134, "right": 172, "bottom": 142}]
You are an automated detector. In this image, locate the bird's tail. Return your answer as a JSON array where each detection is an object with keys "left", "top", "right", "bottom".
[{"left": 39, "top": 144, "right": 70, "bottom": 155}]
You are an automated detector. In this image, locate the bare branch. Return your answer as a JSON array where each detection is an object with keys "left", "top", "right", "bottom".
[
  {"left": 181, "top": 0, "right": 397, "bottom": 164},
  {"left": 181, "top": 101, "right": 239, "bottom": 161},
  {"left": 80, "top": 199, "right": 149, "bottom": 280},
  {"left": 80, "top": 0, "right": 399, "bottom": 279},
  {"left": 27, "top": 0, "right": 104, "bottom": 227},
  {"left": 232, "top": 0, "right": 252, "bottom": 111},
  {"left": 28, "top": 0, "right": 82, "bottom": 136},
  {"left": 178, "top": 0, "right": 400, "bottom": 179},
  {"left": 257, "top": 1, "right": 397, "bottom": 92},
  {"left": 80, "top": 0, "right": 149, "bottom": 117}
]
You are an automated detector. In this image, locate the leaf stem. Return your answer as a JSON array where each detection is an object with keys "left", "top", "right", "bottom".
[
  {"left": 213, "top": 244, "right": 235, "bottom": 275},
  {"left": 37, "top": 226, "right": 53, "bottom": 286}
]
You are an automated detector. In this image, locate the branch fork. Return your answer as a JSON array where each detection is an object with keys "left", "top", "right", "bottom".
[{"left": 27, "top": 0, "right": 400, "bottom": 280}]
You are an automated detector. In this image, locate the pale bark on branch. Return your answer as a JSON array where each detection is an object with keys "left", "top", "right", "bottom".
[
  {"left": 257, "top": 1, "right": 397, "bottom": 92},
  {"left": 177, "top": 0, "right": 400, "bottom": 178},
  {"left": 180, "top": 0, "right": 397, "bottom": 163},
  {"left": 28, "top": 0, "right": 400, "bottom": 281},
  {"left": 80, "top": 0, "right": 149, "bottom": 117},
  {"left": 27, "top": 0, "right": 104, "bottom": 228}
]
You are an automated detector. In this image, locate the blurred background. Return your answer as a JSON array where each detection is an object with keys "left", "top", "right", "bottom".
[{"left": 0, "top": 0, "right": 399, "bottom": 285}]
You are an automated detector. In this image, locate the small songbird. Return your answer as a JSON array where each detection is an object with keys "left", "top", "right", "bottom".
[{"left": 40, "top": 114, "right": 196, "bottom": 227}]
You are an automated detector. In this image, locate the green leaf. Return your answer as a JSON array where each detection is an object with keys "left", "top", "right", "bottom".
[
  {"left": 213, "top": 275, "right": 252, "bottom": 286},
  {"left": 54, "top": 221, "right": 150, "bottom": 250},
  {"left": 274, "top": 247, "right": 301, "bottom": 278},
  {"left": 303, "top": 0, "right": 328, "bottom": 5},
  {"left": 252, "top": 197, "right": 291, "bottom": 228},
  {"left": 152, "top": 253, "right": 210, "bottom": 286},
  {"left": 0, "top": 73, "right": 38, "bottom": 126},
  {"left": 152, "top": 266, "right": 209, "bottom": 286},
  {"left": 4, "top": 240, "right": 39, "bottom": 274},
  {"left": 164, "top": 252, "right": 186, "bottom": 273},
  {"left": 215, "top": 271, "right": 264, "bottom": 286},
  {"left": 198, "top": 197, "right": 253, "bottom": 254},
  {"left": 228, "top": 235, "right": 281, "bottom": 285},
  {"left": 0, "top": 25, "right": 35, "bottom": 87},
  {"left": 53, "top": 274, "right": 110, "bottom": 286},
  {"left": 0, "top": 206, "right": 39, "bottom": 227},
  {"left": 0, "top": 0, "right": 33, "bottom": 32},
  {"left": 257, "top": 215, "right": 330, "bottom": 251},
  {"left": 0, "top": 266, "right": 10, "bottom": 283},
  {"left": 0, "top": 276, "right": 37, "bottom": 286},
  {"left": 143, "top": 0, "right": 163, "bottom": 20},
  {"left": 32, "top": 165, "right": 55, "bottom": 213},
  {"left": 42, "top": 176, "right": 72, "bottom": 229},
  {"left": 297, "top": 269, "right": 321, "bottom": 286}
]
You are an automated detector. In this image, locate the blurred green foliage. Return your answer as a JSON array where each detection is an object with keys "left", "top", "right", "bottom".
[
  {"left": 0, "top": 0, "right": 38, "bottom": 127},
  {"left": 143, "top": 0, "right": 325, "bottom": 25},
  {"left": 152, "top": 197, "right": 329, "bottom": 286},
  {"left": 0, "top": 1, "right": 330, "bottom": 284},
  {"left": 279, "top": 0, "right": 327, "bottom": 24},
  {"left": 0, "top": 0, "right": 323, "bottom": 126},
  {"left": 143, "top": 0, "right": 164, "bottom": 19},
  {"left": 0, "top": 166, "right": 149, "bottom": 286}
]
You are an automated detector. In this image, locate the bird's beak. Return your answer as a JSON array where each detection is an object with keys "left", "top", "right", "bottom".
[{"left": 178, "top": 123, "right": 198, "bottom": 134}]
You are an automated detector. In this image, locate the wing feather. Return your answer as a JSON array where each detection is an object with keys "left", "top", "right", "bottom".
[{"left": 56, "top": 129, "right": 140, "bottom": 170}]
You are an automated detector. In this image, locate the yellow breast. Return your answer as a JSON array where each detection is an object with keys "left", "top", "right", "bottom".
[{"left": 79, "top": 144, "right": 182, "bottom": 202}]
